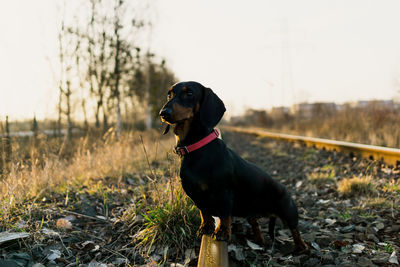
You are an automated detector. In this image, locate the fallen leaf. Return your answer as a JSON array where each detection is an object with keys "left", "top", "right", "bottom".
[
  {"left": 375, "top": 222, "right": 385, "bottom": 231},
  {"left": 228, "top": 244, "right": 245, "bottom": 261},
  {"left": 246, "top": 240, "right": 263, "bottom": 251},
  {"left": 389, "top": 251, "right": 399, "bottom": 265},
  {"left": 325, "top": 218, "right": 336, "bottom": 226},
  {"left": 317, "top": 199, "right": 330, "bottom": 205},
  {"left": 47, "top": 249, "right": 61, "bottom": 261},
  {"left": 8, "top": 252, "right": 31, "bottom": 261},
  {"left": 184, "top": 248, "right": 197, "bottom": 262},
  {"left": 81, "top": 241, "right": 97, "bottom": 251},
  {"left": 56, "top": 218, "right": 72, "bottom": 229},
  {"left": 0, "top": 232, "right": 30, "bottom": 245},
  {"left": 352, "top": 244, "right": 365, "bottom": 254},
  {"left": 113, "top": 258, "right": 128, "bottom": 265},
  {"left": 41, "top": 228, "right": 59, "bottom": 236},
  {"left": 340, "top": 225, "right": 355, "bottom": 233},
  {"left": 311, "top": 242, "right": 320, "bottom": 251},
  {"left": 88, "top": 260, "right": 108, "bottom": 267},
  {"left": 64, "top": 215, "right": 76, "bottom": 221}
]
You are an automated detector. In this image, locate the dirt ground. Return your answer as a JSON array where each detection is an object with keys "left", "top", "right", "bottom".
[
  {"left": 0, "top": 130, "right": 399, "bottom": 266},
  {"left": 223, "top": 130, "right": 399, "bottom": 267}
]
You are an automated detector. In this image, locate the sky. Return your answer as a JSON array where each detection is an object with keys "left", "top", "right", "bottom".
[{"left": 1, "top": 0, "right": 400, "bottom": 120}]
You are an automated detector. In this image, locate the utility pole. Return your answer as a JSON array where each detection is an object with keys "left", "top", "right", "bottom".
[
  {"left": 263, "top": 19, "right": 312, "bottom": 108},
  {"left": 280, "top": 19, "right": 295, "bottom": 108}
]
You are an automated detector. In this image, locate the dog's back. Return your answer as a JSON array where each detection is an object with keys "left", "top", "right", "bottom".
[{"left": 180, "top": 137, "right": 298, "bottom": 227}]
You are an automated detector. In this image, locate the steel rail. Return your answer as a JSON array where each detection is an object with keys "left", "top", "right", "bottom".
[
  {"left": 223, "top": 126, "right": 400, "bottom": 166},
  {"left": 197, "top": 235, "right": 229, "bottom": 267}
]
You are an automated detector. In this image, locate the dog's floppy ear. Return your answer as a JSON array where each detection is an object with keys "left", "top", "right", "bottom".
[{"left": 199, "top": 87, "right": 226, "bottom": 129}]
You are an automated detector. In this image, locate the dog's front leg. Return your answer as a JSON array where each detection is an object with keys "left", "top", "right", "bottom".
[
  {"left": 197, "top": 210, "right": 215, "bottom": 236},
  {"left": 211, "top": 190, "right": 233, "bottom": 241},
  {"left": 212, "top": 216, "right": 231, "bottom": 241},
  {"left": 290, "top": 228, "right": 309, "bottom": 254}
]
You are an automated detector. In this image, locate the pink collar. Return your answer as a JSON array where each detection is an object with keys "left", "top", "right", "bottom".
[{"left": 175, "top": 129, "right": 219, "bottom": 156}]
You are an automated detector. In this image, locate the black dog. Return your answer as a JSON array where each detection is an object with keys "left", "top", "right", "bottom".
[{"left": 159, "top": 81, "right": 308, "bottom": 252}]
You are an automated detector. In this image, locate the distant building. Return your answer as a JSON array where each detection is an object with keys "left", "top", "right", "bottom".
[
  {"left": 352, "top": 100, "right": 395, "bottom": 110},
  {"left": 292, "top": 102, "right": 337, "bottom": 118},
  {"left": 270, "top": 106, "right": 290, "bottom": 118}
]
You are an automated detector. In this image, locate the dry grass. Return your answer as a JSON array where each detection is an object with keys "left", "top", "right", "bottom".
[
  {"left": 337, "top": 176, "right": 377, "bottom": 197},
  {"left": 307, "top": 170, "right": 336, "bottom": 186},
  {"left": 365, "top": 197, "right": 395, "bottom": 209},
  {"left": 0, "top": 129, "right": 175, "bottom": 226},
  {"left": 0, "top": 129, "right": 202, "bottom": 261},
  {"left": 236, "top": 104, "right": 400, "bottom": 148},
  {"left": 383, "top": 179, "right": 400, "bottom": 193}
]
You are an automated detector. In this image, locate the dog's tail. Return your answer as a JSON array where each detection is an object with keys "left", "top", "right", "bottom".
[{"left": 268, "top": 216, "right": 276, "bottom": 241}]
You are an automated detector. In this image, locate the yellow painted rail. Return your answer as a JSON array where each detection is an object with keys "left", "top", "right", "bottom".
[
  {"left": 197, "top": 235, "right": 228, "bottom": 267},
  {"left": 224, "top": 126, "right": 400, "bottom": 166}
]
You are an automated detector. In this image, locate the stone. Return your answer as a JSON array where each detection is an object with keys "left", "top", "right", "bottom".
[
  {"left": 366, "top": 233, "right": 379, "bottom": 243},
  {"left": 355, "top": 225, "right": 366, "bottom": 232},
  {"left": 315, "top": 235, "right": 331, "bottom": 247},
  {"left": 303, "top": 258, "right": 320, "bottom": 267},
  {"left": 357, "top": 257, "right": 375, "bottom": 267},
  {"left": 321, "top": 253, "right": 334, "bottom": 263},
  {"left": 371, "top": 253, "right": 390, "bottom": 264},
  {"left": 352, "top": 243, "right": 365, "bottom": 254}
]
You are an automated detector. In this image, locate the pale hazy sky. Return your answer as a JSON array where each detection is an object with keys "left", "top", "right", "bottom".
[{"left": 1, "top": 0, "right": 400, "bottom": 120}]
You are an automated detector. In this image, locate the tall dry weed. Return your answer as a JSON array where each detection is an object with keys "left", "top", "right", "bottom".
[
  {"left": 238, "top": 104, "right": 400, "bottom": 148},
  {"left": 0, "top": 129, "right": 175, "bottom": 225}
]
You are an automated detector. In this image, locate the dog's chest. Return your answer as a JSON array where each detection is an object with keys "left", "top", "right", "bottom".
[{"left": 179, "top": 167, "right": 210, "bottom": 195}]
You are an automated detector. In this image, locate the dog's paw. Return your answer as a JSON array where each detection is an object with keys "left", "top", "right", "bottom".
[
  {"left": 253, "top": 233, "right": 265, "bottom": 246},
  {"left": 197, "top": 224, "right": 215, "bottom": 237},
  {"left": 294, "top": 242, "right": 310, "bottom": 255}
]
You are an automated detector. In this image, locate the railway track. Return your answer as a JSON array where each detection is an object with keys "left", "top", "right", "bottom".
[
  {"left": 197, "top": 126, "right": 400, "bottom": 267},
  {"left": 223, "top": 126, "right": 400, "bottom": 167}
]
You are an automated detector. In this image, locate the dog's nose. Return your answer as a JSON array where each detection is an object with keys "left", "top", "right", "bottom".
[{"left": 159, "top": 107, "right": 172, "bottom": 120}]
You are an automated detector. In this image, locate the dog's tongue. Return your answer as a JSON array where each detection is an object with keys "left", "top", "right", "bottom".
[{"left": 163, "top": 124, "right": 170, "bottom": 135}]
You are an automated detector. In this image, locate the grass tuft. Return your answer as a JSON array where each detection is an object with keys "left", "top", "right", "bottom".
[
  {"left": 365, "top": 197, "right": 396, "bottom": 209},
  {"left": 337, "top": 176, "right": 377, "bottom": 197},
  {"left": 134, "top": 178, "right": 200, "bottom": 260},
  {"left": 383, "top": 179, "right": 400, "bottom": 193},
  {"left": 307, "top": 170, "right": 336, "bottom": 185}
]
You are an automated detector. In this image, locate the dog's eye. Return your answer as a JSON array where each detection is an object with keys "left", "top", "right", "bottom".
[{"left": 186, "top": 91, "right": 193, "bottom": 97}]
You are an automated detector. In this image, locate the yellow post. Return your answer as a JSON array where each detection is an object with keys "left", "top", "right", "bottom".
[{"left": 197, "top": 235, "right": 229, "bottom": 267}]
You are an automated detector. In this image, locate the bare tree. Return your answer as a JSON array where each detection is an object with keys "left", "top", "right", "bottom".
[
  {"left": 57, "top": 0, "right": 176, "bottom": 133},
  {"left": 112, "top": 0, "right": 123, "bottom": 137},
  {"left": 58, "top": 18, "right": 74, "bottom": 142},
  {"left": 144, "top": 51, "right": 153, "bottom": 129},
  {"left": 87, "top": 0, "right": 113, "bottom": 130},
  {"left": 57, "top": 20, "right": 65, "bottom": 137}
]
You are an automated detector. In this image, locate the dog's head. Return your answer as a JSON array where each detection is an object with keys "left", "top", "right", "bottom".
[{"left": 159, "top": 81, "right": 225, "bottom": 134}]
